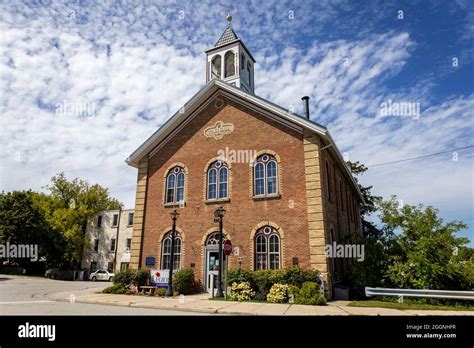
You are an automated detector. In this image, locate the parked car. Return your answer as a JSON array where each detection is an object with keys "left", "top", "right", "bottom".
[{"left": 89, "top": 270, "right": 114, "bottom": 282}]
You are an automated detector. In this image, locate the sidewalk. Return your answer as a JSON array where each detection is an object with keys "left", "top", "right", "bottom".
[{"left": 40, "top": 287, "right": 474, "bottom": 316}]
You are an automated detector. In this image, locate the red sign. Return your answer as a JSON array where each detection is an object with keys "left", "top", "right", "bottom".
[{"left": 223, "top": 240, "right": 233, "bottom": 256}]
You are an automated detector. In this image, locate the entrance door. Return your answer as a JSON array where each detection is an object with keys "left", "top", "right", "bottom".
[{"left": 205, "top": 250, "right": 219, "bottom": 293}]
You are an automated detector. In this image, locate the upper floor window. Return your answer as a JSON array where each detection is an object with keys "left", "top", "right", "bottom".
[
  {"left": 255, "top": 226, "right": 280, "bottom": 270},
  {"left": 96, "top": 215, "right": 103, "bottom": 228},
  {"left": 224, "top": 51, "right": 235, "bottom": 78},
  {"left": 207, "top": 160, "right": 228, "bottom": 200},
  {"left": 211, "top": 55, "right": 221, "bottom": 79},
  {"left": 253, "top": 154, "right": 278, "bottom": 196},
  {"left": 161, "top": 231, "right": 182, "bottom": 270},
  {"left": 165, "top": 166, "right": 185, "bottom": 204},
  {"left": 112, "top": 214, "right": 119, "bottom": 227},
  {"left": 127, "top": 212, "right": 134, "bottom": 226},
  {"left": 110, "top": 239, "right": 116, "bottom": 252},
  {"left": 241, "top": 53, "right": 245, "bottom": 70},
  {"left": 325, "top": 161, "right": 332, "bottom": 201},
  {"left": 93, "top": 239, "right": 99, "bottom": 252}
]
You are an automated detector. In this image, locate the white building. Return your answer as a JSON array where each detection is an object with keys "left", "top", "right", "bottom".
[{"left": 81, "top": 209, "right": 134, "bottom": 274}]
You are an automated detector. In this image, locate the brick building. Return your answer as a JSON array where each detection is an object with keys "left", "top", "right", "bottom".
[{"left": 126, "top": 18, "right": 363, "bottom": 297}]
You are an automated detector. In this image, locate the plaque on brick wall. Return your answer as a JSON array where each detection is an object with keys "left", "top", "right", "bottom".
[{"left": 204, "top": 121, "right": 234, "bottom": 140}]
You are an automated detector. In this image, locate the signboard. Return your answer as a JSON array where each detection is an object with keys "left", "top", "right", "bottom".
[
  {"left": 224, "top": 240, "right": 233, "bottom": 256},
  {"left": 204, "top": 121, "right": 235, "bottom": 140},
  {"left": 150, "top": 269, "right": 169, "bottom": 287},
  {"left": 145, "top": 256, "right": 155, "bottom": 267}
]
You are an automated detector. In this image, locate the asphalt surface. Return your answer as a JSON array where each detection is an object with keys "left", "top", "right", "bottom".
[{"left": 0, "top": 275, "right": 205, "bottom": 315}]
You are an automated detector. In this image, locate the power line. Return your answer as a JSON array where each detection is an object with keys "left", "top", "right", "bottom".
[{"left": 366, "top": 145, "right": 474, "bottom": 168}]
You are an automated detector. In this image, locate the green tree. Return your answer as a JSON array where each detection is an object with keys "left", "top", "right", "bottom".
[
  {"left": 0, "top": 191, "right": 54, "bottom": 268},
  {"left": 380, "top": 197, "right": 472, "bottom": 290},
  {"left": 41, "top": 173, "right": 122, "bottom": 268}
]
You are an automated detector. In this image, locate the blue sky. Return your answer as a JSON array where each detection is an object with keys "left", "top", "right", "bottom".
[{"left": 1, "top": 0, "right": 473, "bottom": 245}]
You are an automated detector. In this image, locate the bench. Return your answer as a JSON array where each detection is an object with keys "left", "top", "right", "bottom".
[{"left": 139, "top": 286, "right": 157, "bottom": 296}]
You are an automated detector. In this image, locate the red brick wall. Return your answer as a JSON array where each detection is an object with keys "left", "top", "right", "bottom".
[
  {"left": 320, "top": 148, "right": 362, "bottom": 284},
  {"left": 141, "top": 95, "right": 311, "bottom": 282}
]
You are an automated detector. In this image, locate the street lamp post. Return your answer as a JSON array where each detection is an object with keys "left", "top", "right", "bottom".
[
  {"left": 166, "top": 209, "right": 179, "bottom": 297},
  {"left": 214, "top": 206, "right": 226, "bottom": 297}
]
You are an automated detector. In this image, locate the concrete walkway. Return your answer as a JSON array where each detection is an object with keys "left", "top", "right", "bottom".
[{"left": 40, "top": 287, "right": 474, "bottom": 316}]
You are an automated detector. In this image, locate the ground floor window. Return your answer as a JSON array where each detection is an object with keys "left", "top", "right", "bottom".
[
  {"left": 161, "top": 231, "right": 182, "bottom": 270},
  {"left": 255, "top": 226, "right": 281, "bottom": 270},
  {"left": 120, "top": 263, "right": 129, "bottom": 270},
  {"left": 90, "top": 262, "right": 97, "bottom": 273},
  {"left": 107, "top": 262, "right": 113, "bottom": 272}
]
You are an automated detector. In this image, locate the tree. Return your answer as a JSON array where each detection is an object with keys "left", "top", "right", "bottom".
[
  {"left": 40, "top": 173, "right": 122, "bottom": 269},
  {"left": 380, "top": 197, "right": 472, "bottom": 290},
  {"left": 0, "top": 191, "right": 53, "bottom": 269}
]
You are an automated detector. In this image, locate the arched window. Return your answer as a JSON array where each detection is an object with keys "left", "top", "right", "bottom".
[
  {"left": 224, "top": 51, "right": 235, "bottom": 78},
  {"left": 255, "top": 226, "right": 280, "bottom": 270},
  {"left": 161, "top": 231, "right": 182, "bottom": 270},
  {"left": 165, "top": 166, "right": 185, "bottom": 204},
  {"left": 253, "top": 154, "right": 278, "bottom": 196},
  {"left": 211, "top": 55, "right": 221, "bottom": 79},
  {"left": 206, "top": 232, "right": 227, "bottom": 246},
  {"left": 207, "top": 161, "right": 228, "bottom": 200}
]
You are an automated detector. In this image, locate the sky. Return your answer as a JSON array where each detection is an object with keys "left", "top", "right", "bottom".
[{"left": 1, "top": 0, "right": 473, "bottom": 244}]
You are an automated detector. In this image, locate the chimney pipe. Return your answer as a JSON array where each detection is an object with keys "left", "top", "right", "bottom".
[{"left": 302, "top": 96, "right": 310, "bottom": 119}]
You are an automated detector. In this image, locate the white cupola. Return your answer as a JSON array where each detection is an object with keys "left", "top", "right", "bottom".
[{"left": 205, "top": 15, "right": 255, "bottom": 94}]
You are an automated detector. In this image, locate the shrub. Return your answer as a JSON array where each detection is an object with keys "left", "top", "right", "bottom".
[
  {"left": 280, "top": 267, "right": 321, "bottom": 287},
  {"left": 228, "top": 282, "right": 255, "bottom": 301},
  {"left": 113, "top": 269, "right": 135, "bottom": 288},
  {"left": 251, "top": 267, "right": 321, "bottom": 298},
  {"left": 173, "top": 268, "right": 198, "bottom": 295},
  {"left": 134, "top": 269, "right": 150, "bottom": 287},
  {"left": 156, "top": 287, "right": 167, "bottom": 297},
  {"left": 289, "top": 282, "right": 327, "bottom": 305},
  {"left": 227, "top": 268, "right": 253, "bottom": 286},
  {"left": 102, "top": 284, "right": 127, "bottom": 294},
  {"left": 113, "top": 269, "right": 150, "bottom": 289},
  {"left": 266, "top": 283, "right": 289, "bottom": 303}
]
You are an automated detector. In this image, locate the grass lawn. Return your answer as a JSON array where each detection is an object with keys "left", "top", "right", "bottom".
[{"left": 348, "top": 300, "right": 473, "bottom": 311}]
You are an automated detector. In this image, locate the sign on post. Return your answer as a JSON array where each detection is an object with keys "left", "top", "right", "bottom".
[
  {"left": 223, "top": 240, "right": 233, "bottom": 256},
  {"left": 150, "top": 270, "right": 169, "bottom": 287}
]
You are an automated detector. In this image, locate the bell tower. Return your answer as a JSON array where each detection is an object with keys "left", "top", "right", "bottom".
[{"left": 205, "top": 14, "right": 255, "bottom": 94}]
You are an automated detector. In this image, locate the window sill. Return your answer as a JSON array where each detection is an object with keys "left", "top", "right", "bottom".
[
  {"left": 252, "top": 194, "right": 281, "bottom": 201},
  {"left": 163, "top": 202, "right": 186, "bottom": 208},
  {"left": 205, "top": 198, "right": 230, "bottom": 204}
]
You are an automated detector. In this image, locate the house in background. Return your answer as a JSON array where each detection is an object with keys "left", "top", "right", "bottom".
[
  {"left": 125, "top": 17, "right": 363, "bottom": 298},
  {"left": 81, "top": 209, "right": 134, "bottom": 274}
]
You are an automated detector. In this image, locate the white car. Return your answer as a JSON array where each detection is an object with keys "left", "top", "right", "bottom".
[{"left": 89, "top": 270, "right": 114, "bottom": 282}]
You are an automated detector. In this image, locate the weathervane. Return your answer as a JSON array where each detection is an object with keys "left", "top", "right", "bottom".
[{"left": 219, "top": 1, "right": 234, "bottom": 26}]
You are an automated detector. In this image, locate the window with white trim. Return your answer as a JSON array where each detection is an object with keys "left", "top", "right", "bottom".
[
  {"left": 165, "top": 166, "right": 185, "bottom": 204},
  {"left": 207, "top": 160, "right": 228, "bottom": 200},
  {"left": 161, "top": 231, "right": 182, "bottom": 270},
  {"left": 255, "top": 226, "right": 281, "bottom": 270},
  {"left": 253, "top": 154, "right": 278, "bottom": 196}
]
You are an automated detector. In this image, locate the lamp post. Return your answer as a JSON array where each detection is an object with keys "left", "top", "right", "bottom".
[
  {"left": 214, "top": 206, "right": 226, "bottom": 297},
  {"left": 166, "top": 209, "right": 179, "bottom": 297}
]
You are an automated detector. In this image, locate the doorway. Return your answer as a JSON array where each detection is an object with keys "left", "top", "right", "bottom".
[{"left": 205, "top": 249, "right": 219, "bottom": 293}]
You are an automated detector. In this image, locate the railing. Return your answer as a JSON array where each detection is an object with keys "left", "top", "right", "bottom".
[{"left": 365, "top": 287, "right": 474, "bottom": 301}]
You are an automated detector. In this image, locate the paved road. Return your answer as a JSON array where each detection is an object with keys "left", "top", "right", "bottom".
[{"left": 0, "top": 275, "right": 205, "bottom": 315}]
